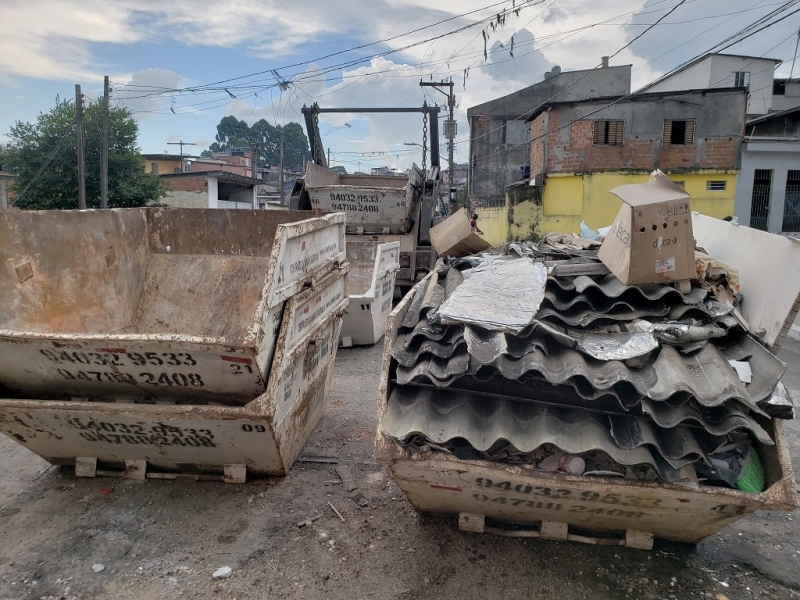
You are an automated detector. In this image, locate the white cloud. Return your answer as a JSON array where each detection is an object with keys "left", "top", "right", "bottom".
[{"left": 114, "top": 69, "right": 184, "bottom": 120}]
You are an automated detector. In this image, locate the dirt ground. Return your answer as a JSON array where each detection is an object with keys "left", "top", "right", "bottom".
[{"left": 1, "top": 338, "right": 799, "bottom": 600}]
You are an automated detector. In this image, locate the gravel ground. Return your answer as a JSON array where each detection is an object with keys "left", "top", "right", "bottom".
[{"left": 0, "top": 339, "right": 798, "bottom": 600}]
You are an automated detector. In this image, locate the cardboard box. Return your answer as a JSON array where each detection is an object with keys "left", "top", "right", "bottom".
[
  {"left": 598, "top": 170, "right": 694, "bottom": 285},
  {"left": 430, "top": 207, "right": 491, "bottom": 258}
]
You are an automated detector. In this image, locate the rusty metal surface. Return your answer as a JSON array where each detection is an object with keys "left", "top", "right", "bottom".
[
  {"left": 0, "top": 281, "right": 348, "bottom": 476},
  {"left": 0, "top": 208, "right": 347, "bottom": 404},
  {"left": 304, "top": 162, "right": 423, "bottom": 234}
]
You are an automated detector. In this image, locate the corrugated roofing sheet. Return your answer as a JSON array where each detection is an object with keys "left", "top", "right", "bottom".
[
  {"left": 395, "top": 335, "right": 780, "bottom": 412},
  {"left": 383, "top": 386, "right": 698, "bottom": 482}
]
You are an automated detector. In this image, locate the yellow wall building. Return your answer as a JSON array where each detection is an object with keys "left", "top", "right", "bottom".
[
  {"left": 476, "top": 170, "right": 737, "bottom": 245},
  {"left": 143, "top": 154, "right": 185, "bottom": 175}
]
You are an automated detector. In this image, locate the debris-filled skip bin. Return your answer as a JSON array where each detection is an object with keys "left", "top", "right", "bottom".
[
  {"left": 340, "top": 240, "right": 400, "bottom": 346},
  {"left": 375, "top": 213, "right": 798, "bottom": 547},
  {"left": 0, "top": 208, "right": 350, "bottom": 482}
]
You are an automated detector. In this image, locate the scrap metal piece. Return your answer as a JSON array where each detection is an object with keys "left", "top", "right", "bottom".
[
  {"left": 574, "top": 331, "right": 659, "bottom": 361},
  {"left": 715, "top": 333, "right": 786, "bottom": 404},
  {"left": 464, "top": 326, "right": 508, "bottom": 366},
  {"left": 439, "top": 259, "right": 547, "bottom": 333},
  {"left": 652, "top": 322, "right": 728, "bottom": 345},
  {"left": 758, "top": 381, "right": 795, "bottom": 420},
  {"left": 537, "top": 304, "right": 671, "bottom": 328}
]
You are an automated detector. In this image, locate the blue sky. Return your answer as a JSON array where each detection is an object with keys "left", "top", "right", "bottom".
[{"left": 1, "top": 0, "right": 799, "bottom": 172}]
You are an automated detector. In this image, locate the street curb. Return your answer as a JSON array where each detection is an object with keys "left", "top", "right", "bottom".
[{"left": 789, "top": 325, "right": 800, "bottom": 342}]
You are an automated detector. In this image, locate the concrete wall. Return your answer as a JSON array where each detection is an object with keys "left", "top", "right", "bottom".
[
  {"left": 226, "top": 186, "right": 256, "bottom": 207},
  {"left": 477, "top": 170, "right": 736, "bottom": 243},
  {"left": 542, "top": 171, "right": 736, "bottom": 235},
  {"left": 529, "top": 89, "right": 746, "bottom": 175},
  {"left": 645, "top": 55, "right": 776, "bottom": 115},
  {"left": 735, "top": 142, "right": 800, "bottom": 231},
  {"left": 145, "top": 158, "right": 183, "bottom": 174},
  {"left": 467, "top": 66, "right": 632, "bottom": 204},
  {"left": 473, "top": 205, "right": 509, "bottom": 246},
  {"left": 707, "top": 55, "right": 775, "bottom": 115},
  {"left": 162, "top": 190, "right": 209, "bottom": 208},
  {"left": 772, "top": 81, "right": 800, "bottom": 112},
  {"left": 644, "top": 56, "right": 713, "bottom": 94}
]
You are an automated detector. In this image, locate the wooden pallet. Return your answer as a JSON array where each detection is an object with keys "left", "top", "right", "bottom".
[
  {"left": 458, "top": 512, "right": 654, "bottom": 550},
  {"left": 74, "top": 457, "right": 247, "bottom": 484}
]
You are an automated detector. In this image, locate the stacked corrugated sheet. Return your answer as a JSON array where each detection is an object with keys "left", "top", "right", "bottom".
[{"left": 381, "top": 241, "right": 792, "bottom": 490}]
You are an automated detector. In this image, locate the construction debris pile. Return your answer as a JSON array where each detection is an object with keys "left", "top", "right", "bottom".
[{"left": 382, "top": 241, "right": 792, "bottom": 491}]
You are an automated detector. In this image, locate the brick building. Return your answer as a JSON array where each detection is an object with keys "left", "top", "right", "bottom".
[
  {"left": 160, "top": 171, "right": 259, "bottom": 209},
  {"left": 474, "top": 87, "right": 747, "bottom": 245}
]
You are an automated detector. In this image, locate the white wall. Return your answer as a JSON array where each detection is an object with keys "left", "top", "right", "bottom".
[
  {"left": 645, "top": 56, "right": 713, "bottom": 93},
  {"left": 772, "top": 81, "right": 800, "bottom": 112},
  {"left": 707, "top": 55, "right": 776, "bottom": 115},
  {"left": 644, "top": 55, "right": 776, "bottom": 115},
  {"left": 208, "top": 176, "right": 219, "bottom": 208},
  {"left": 734, "top": 141, "right": 800, "bottom": 231}
]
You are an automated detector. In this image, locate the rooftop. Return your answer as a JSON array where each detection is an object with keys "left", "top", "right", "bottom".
[{"left": 159, "top": 170, "right": 261, "bottom": 187}]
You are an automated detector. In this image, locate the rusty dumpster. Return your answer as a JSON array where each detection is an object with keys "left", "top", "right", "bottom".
[
  {"left": 0, "top": 258, "right": 348, "bottom": 481},
  {"left": 0, "top": 208, "right": 346, "bottom": 405},
  {"left": 375, "top": 274, "right": 797, "bottom": 546}
]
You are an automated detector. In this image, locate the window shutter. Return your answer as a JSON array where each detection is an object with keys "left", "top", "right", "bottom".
[
  {"left": 685, "top": 120, "right": 695, "bottom": 145},
  {"left": 663, "top": 120, "right": 672, "bottom": 144},
  {"left": 593, "top": 121, "right": 604, "bottom": 145},
  {"left": 611, "top": 121, "right": 624, "bottom": 145}
]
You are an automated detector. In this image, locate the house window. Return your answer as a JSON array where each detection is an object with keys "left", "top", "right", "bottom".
[
  {"left": 664, "top": 120, "right": 694, "bottom": 145},
  {"left": 734, "top": 71, "right": 750, "bottom": 88},
  {"left": 592, "top": 120, "right": 624, "bottom": 145},
  {"left": 501, "top": 120, "right": 508, "bottom": 145},
  {"left": 750, "top": 169, "right": 772, "bottom": 231},
  {"left": 774, "top": 80, "right": 786, "bottom": 96},
  {"left": 782, "top": 170, "right": 800, "bottom": 232},
  {"left": 151, "top": 163, "right": 158, "bottom": 174},
  {"left": 672, "top": 181, "right": 686, "bottom": 189},
  {"left": 706, "top": 181, "right": 727, "bottom": 191}
]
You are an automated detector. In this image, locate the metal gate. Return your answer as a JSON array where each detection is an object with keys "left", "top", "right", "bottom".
[
  {"left": 782, "top": 170, "right": 800, "bottom": 232},
  {"left": 750, "top": 169, "right": 772, "bottom": 231}
]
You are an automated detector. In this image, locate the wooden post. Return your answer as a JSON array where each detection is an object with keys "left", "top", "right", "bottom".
[
  {"left": 75, "top": 84, "right": 86, "bottom": 209},
  {"left": 101, "top": 76, "right": 109, "bottom": 208},
  {"left": 0, "top": 178, "right": 8, "bottom": 211}
]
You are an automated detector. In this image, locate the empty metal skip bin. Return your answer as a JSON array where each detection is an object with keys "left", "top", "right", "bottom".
[{"left": 0, "top": 208, "right": 346, "bottom": 405}]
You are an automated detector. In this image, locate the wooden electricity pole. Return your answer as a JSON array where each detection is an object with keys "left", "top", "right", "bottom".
[
  {"left": 101, "top": 76, "right": 110, "bottom": 208},
  {"left": 75, "top": 84, "right": 86, "bottom": 209}
]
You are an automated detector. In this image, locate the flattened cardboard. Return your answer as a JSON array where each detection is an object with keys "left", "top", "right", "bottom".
[
  {"left": 430, "top": 207, "right": 491, "bottom": 258},
  {"left": 598, "top": 170, "right": 694, "bottom": 285}
]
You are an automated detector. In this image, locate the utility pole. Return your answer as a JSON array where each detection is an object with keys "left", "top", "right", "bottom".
[
  {"left": 279, "top": 126, "right": 285, "bottom": 204},
  {"left": 167, "top": 140, "right": 196, "bottom": 171},
  {"left": 75, "top": 84, "right": 86, "bottom": 209},
  {"left": 101, "top": 76, "right": 109, "bottom": 208},
  {"left": 420, "top": 79, "right": 455, "bottom": 203},
  {"left": 327, "top": 147, "right": 331, "bottom": 168}
]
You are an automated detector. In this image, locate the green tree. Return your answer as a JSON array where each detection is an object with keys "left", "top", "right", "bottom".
[
  {"left": 5, "top": 96, "right": 166, "bottom": 210},
  {"left": 206, "top": 116, "right": 310, "bottom": 170},
  {"left": 330, "top": 165, "right": 347, "bottom": 175}
]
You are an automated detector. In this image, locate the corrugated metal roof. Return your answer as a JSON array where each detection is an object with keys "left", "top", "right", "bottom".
[{"left": 383, "top": 386, "right": 698, "bottom": 482}]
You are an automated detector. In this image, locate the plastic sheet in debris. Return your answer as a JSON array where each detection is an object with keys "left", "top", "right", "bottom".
[{"left": 438, "top": 259, "right": 547, "bottom": 333}]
